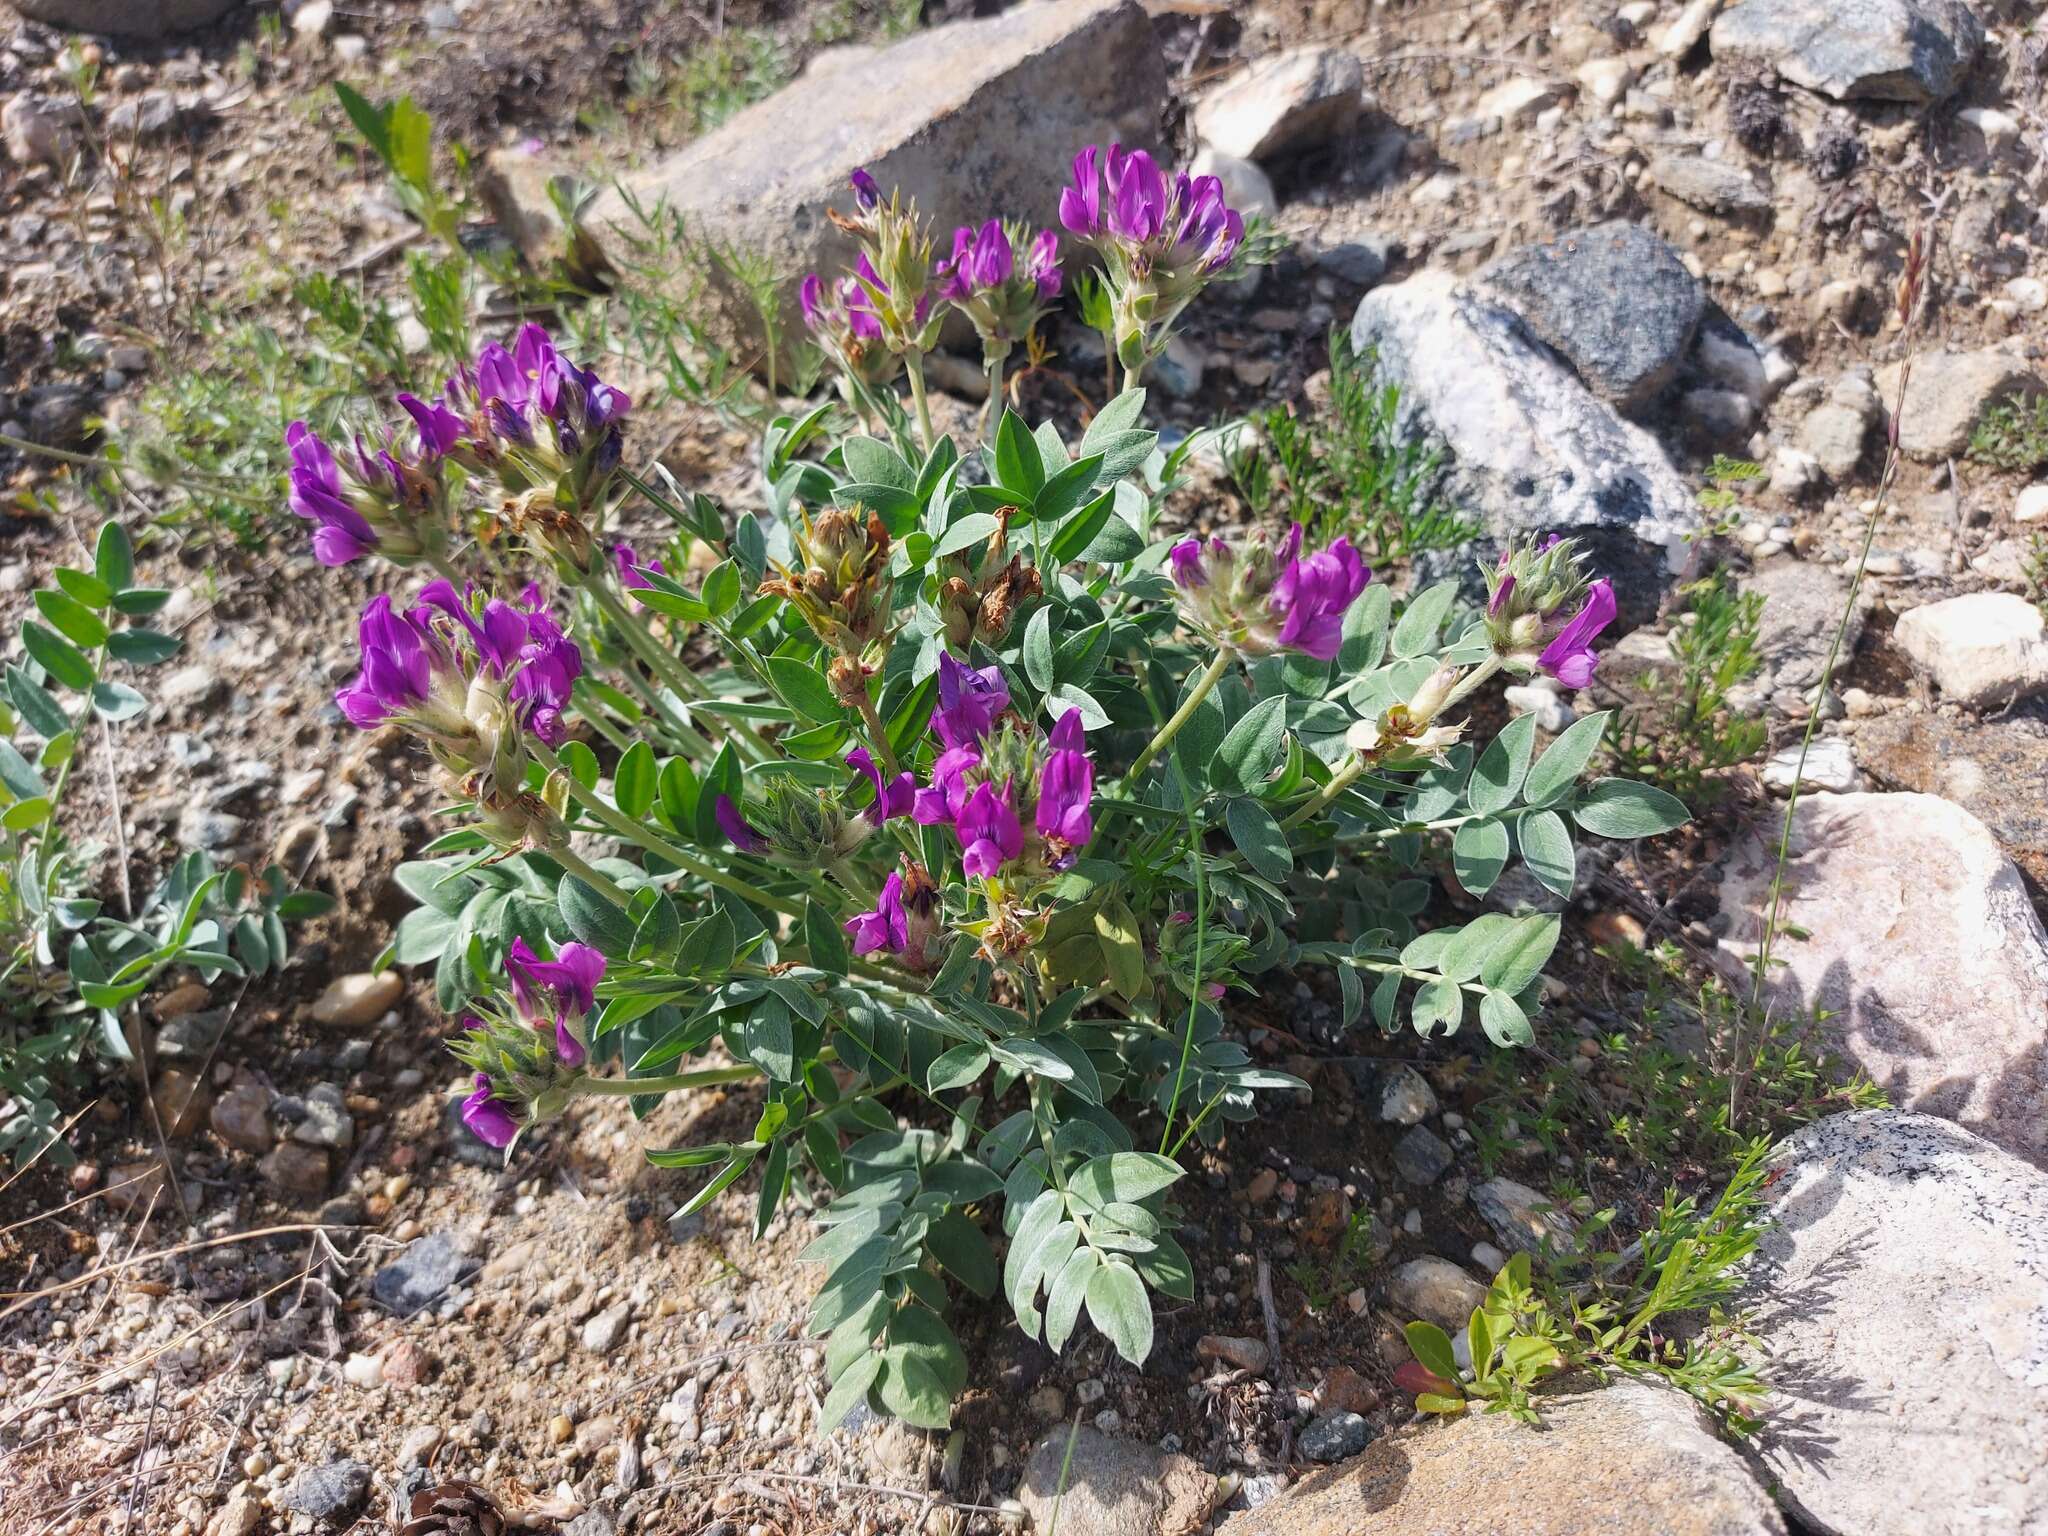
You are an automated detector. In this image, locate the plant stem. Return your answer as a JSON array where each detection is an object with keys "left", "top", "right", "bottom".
[
  {"left": 1440, "top": 655, "right": 1504, "bottom": 712},
  {"left": 1158, "top": 798, "right": 1209, "bottom": 1155},
  {"left": 572, "top": 1063, "right": 761, "bottom": 1097},
  {"left": 551, "top": 845, "right": 633, "bottom": 908},
  {"left": 904, "top": 350, "right": 935, "bottom": 454},
  {"left": 583, "top": 572, "right": 706, "bottom": 701},
  {"left": 853, "top": 692, "right": 899, "bottom": 777},
  {"left": 1126, "top": 648, "right": 1235, "bottom": 783},
  {"left": 530, "top": 741, "right": 804, "bottom": 918},
  {"left": 983, "top": 353, "right": 1005, "bottom": 443},
  {"left": 1281, "top": 756, "right": 1365, "bottom": 831}
]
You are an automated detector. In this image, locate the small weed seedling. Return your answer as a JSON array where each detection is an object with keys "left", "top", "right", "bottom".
[
  {"left": 1968, "top": 394, "right": 2048, "bottom": 473},
  {"left": 1609, "top": 566, "right": 1765, "bottom": 802}
]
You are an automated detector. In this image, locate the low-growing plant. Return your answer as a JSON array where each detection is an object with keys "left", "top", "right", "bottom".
[
  {"left": 1967, "top": 393, "right": 2048, "bottom": 473},
  {"left": 1223, "top": 327, "right": 1472, "bottom": 563},
  {"left": 1399, "top": 1139, "right": 1772, "bottom": 1430},
  {"left": 1608, "top": 565, "right": 1764, "bottom": 801},
  {"left": 301, "top": 154, "right": 1687, "bottom": 1431},
  {"left": 0, "top": 527, "right": 334, "bottom": 1165}
]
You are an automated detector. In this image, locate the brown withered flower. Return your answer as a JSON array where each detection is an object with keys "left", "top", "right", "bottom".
[{"left": 760, "top": 504, "right": 894, "bottom": 655}]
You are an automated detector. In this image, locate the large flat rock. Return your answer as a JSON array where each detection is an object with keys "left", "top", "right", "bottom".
[
  {"left": 1215, "top": 1377, "right": 1784, "bottom": 1536},
  {"left": 1712, "top": 791, "right": 2048, "bottom": 1167},
  {"left": 1349, "top": 270, "right": 1699, "bottom": 619},
  {"left": 1854, "top": 707, "right": 2048, "bottom": 871},
  {"left": 1740, "top": 1111, "right": 2048, "bottom": 1535},
  {"left": 1709, "top": 0, "right": 1986, "bottom": 103},
  {"left": 575, "top": 0, "right": 1164, "bottom": 374}
]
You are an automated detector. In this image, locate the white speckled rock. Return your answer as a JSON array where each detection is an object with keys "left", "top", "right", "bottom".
[
  {"left": 1740, "top": 1111, "right": 2048, "bottom": 1535},
  {"left": 1712, "top": 792, "right": 2048, "bottom": 1166},
  {"left": 1894, "top": 591, "right": 2048, "bottom": 709},
  {"left": 1192, "top": 46, "right": 1367, "bottom": 162}
]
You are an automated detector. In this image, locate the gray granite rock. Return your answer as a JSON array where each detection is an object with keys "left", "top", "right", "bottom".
[
  {"left": 1015, "top": 1427, "right": 1226, "bottom": 1536},
  {"left": 1712, "top": 792, "right": 2048, "bottom": 1166},
  {"left": 371, "top": 1231, "right": 472, "bottom": 1316},
  {"left": 1739, "top": 1112, "right": 2048, "bottom": 1534},
  {"left": 280, "top": 1459, "right": 369, "bottom": 1519},
  {"left": 1477, "top": 222, "right": 1705, "bottom": 412},
  {"left": 8, "top": 0, "right": 238, "bottom": 38},
  {"left": 1650, "top": 154, "right": 1772, "bottom": 215},
  {"left": 1710, "top": 0, "right": 1985, "bottom": 103},
  {"left": 1350, "top": 271, "right": 1698, "bottom": 618}
]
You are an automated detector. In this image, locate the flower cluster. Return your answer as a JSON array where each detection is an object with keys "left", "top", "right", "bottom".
[
  {"left": 936, "top": 218, "right": 1062, "bottom": 369},
  {"left": 453, "top": 938, "right": 608, "bottom": 1147},
  {"left": 285, "top": 322, "right": 631, "bottom": 573},
  {"left": 1060, "top": 144, "right": 1249, "bottom": 375},
  {"left": 335, "top": 579, "right": 581, "bottom": 845},
  {"left": 1483, "top": 536, "right": 1617, "bottom": 688},
  {"left": 801, "top": 256, "right": 903, "bottom": 389},
  {"left": 759, "top": 505, "right": 896, "bottom": 665},
  {"left": 822, "top": 170, "right": 942, "bottom": 358},
  {"left": 1169, "top": 523, "right": 1371, "bottom": 661}
]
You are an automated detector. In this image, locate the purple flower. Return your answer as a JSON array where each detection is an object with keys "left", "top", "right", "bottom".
[
  {"left": 417, "top": 579, "right": 527, "bottom": 675},
  {"left": 462, "top": 1073, "right": 520, "bottom": 1148},
  {"left": 286, "top": 421, "right": 378, "bottom": 566},
  {"left": 1538, "top": 579, "right": 1617, "bottom": 689},
  {"left": 1488, "top": 572, "right": 1516, "bottom": 618},
  {"left": 912, "top": 746, "right": 980, "bottom": 826},
  {"left": 1025, "top": 229, "right": 1062, "bottom": 300},
  {"left": 846, "top": 254, "right": 886, "bottom": 342},
  {"left": 847, "top": 746, "right": 914, "bottom": 827},
  {"left": 334, "top": 594, "right": 443, "bottom": 728},
  {"left": 1269, "top": 525, "right": 1370, "bottom": 661},
  {"left": 506, "top": 938, "right": 605, "bottom": 1068},
  {"left": 938, "top": 219, "right": 1013, "bottom": 301},
  {"left": 956, "top": 779, "right": 1024, "bottom": 877},
  {"left": 508, "top": 604, "right": 582, "bottom": 747},
  {"left": 1168, "top": 537, "right": 1212, "bottom": 589},
  {"left": 1061, "top": 144, "right": 1243, "bottom": 273},
  {"left": 1034, "top": 709, "right": 1094, "bottom": 856},
  {"left": 932, "top": 653, "right": 1009, "bottom": 750},
  {"left": 1058, "top": 145, "right": 1102, "bottom": 236},
  {"left": 844, "top": 870, "right": 909, "bottom": 957},
  {"left": 800, "top": 273, "right": 827, "bottom": 331},
  {"left": 716, "top": 794, "right": 767, "bottom": 854},
  {"left": 850, "top": 167, "right": 881, "bottom": 211},
  {"left": 613, "top": 543, "right": 666, "bottom": 592},
  {"left": 398, "top": 392, "right": 465, "bottom": 457}
]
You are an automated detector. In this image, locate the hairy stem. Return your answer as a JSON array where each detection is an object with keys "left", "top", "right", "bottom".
[
  {"left": 550, "top": 845, "right": 633, "bottom": 908},
  {"left": 571, "top": 1063, "right": 761, "bottom": 1097},
  {"left": 904, "top": 350, "right": 935, "bottom": 455},
  {"left": 1126, "top": 648, "right": 1235, "bottom": 783}
]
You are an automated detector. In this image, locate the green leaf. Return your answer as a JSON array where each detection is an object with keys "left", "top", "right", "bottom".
[
  {"left": 1094, "top": 898, "right": 1146, "bottom": 1000},
  {"left": 1044, "top": 489, "right": 1115, "bottom": 566},
  {"left": 1522, "top": 710, "right": 1611, "bottom": 806},
  {"left": 993, "top": 410, "right": 1044, "bottom": 498},
  {"left": 933, "top": 511, "right": 1001, "bottom": 559},
  {"left": 1391, "top": 581, "right": 1457, "bottom": 658},
  {"left": 95, "top": 523, "right": 134, "bottom": 590},
  {"left": 840, "top": 434, "right": 916, "bottom": 492},
  {"left": 1022, "top": 606, "right": 1056, "bottom": 692},
  {"left": 1480, "top": 913, "right": 1561, "bottom": 996},
  {"left": 333, "top": 81, "right": 391, "bottom": 162},
  {"left": 818, "top": 1349, "right": 884, "bottom": 1433},
  {"left": 1479, "top": 989, "right": 1534, "bottom": 1047},
  {"left": 7, "top": 666, "right": 68, "bottom": 738},
  {"left": 1452, "top": 818, "right": 1510, "bottom": 896},
  {"left": 1214, "top": 695, "right": 1288, "bottom": 793},
  {"left": 559, "top": 875, "right": 636, "bottom": 958},
  {"left": 1084, "top": 1261, "right": 1154, "bottom": 1366},
  {"left": 109, "top": 588, "right": 170, "bottom": 618},
  {"left": 1405, "top": 1320, "right": 1460, "bottom": 1381},
  {"left": 804, "top": 897, "right": 849, "bottom": 977},
  {"left": 1045, "top": 683, "right": 1109, "bottom": 731},
  {"left": 754, "top": 1139, "right": 790, "bottom": 1238},
  {"left": 54, "top": 568, "right": 114, "bottom": 610},
  {"left": 766, "top": 656, "right": 844, "bottom": 723},
  {"left": 21, "top": 624, "right": 94, "bottom": 692},
  {"left": 1571, "top": 778, "right": 1691, "bottom": 840},
  {"left": 1043, "top": 1247, "right": 1097, "bottom": 1352},
  {"left": 1069, "top": 1152, "right": 1182, "bottom": 1206},
  {"left": 926, "top": 1043, "right": 989, "bottom": 1093},
  {"left": 928, "top": 1212, "right": 999, "bottom": 1297},
  {"left": 1079, "top": 386, "right": 1147, "bottom": 447},
  {"left": 878, "top": 1349, "right": 953, "bottom": 1429},
  {"left": 613, "top": 740, "right": 657, "bottom": 820},
  {"left": 0, "top": 740, "right": 46, "bottom": 801},
  {"left": 90, "top": 681, "right": 145, "bottom": 722},
  {"left": 1467, "top": 714, "right": 1536, "bottom": 816},
  {"left": 1225, "top": 798, "right": 1293, "bottom": 881},
  {"left": 657, "top": 755, "right": 699, "bottom": 832},
  {"left": 1516, "top": 809, "right": 1576, "bottom": 897},
  {"left": 2, "top": 797, "right": 51, "bottom": 831},
  {"left": 558, "top": 739, "right": 602, "bottom": 789},
  {"left": 106, "top": 629, "right": 180, "bottom": 666},
  {"left": 1411, "top": 976, "right": 1462, "bottom": 1036},
  {"left": 1339, "top": 584, "right": 1393, "bottom": 673},
  {"left": 35, "top": 590, "right": 109, "bottom": 650},
  {"left": 1033, "top": 452, "right": 1105, "bottom": 523}
]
